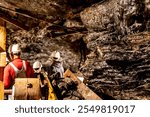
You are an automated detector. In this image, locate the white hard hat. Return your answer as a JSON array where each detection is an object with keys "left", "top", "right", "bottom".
[
  {"left": 33, "top": 61, "right": 42, "bottom": 69},
  {"left": 51, "top": 51, "right": 61, "bottom": 61},
  {"left": 10, "top": 44, "right": 21, "bottom": 54}
]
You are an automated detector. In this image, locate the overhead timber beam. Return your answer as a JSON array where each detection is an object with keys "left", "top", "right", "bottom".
[
  {"left": 0, "top": 5, "right": 58, "bottom": 23},
  {"left": 0, "top": 12, "right": 29, "bottom": 31}
]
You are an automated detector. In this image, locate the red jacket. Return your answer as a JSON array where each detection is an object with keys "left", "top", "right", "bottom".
[{"left": 3, "top": 58, "right": 34, "bottom": 89}]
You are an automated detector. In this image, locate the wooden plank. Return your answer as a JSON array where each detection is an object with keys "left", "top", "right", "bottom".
[
  {"left": 13, "top": 77, "right": 57, "bottom": 100},
  {"left": 0, "top": 13, "right": 29, "bottom": 31},
  {"left": 0, "top": 19, "right": 6, "bottom": 52},
  {"left": 0, "top": 67, "right": 4, "bottom": 81},
  {"left": 0, "top": 52, "right": 6, "bottom": 67},
  {"left": 0, "top": 81, "right": 4, "bottom": 100},
  {"left": 64, "top": 69, "right": 102, "bottom": 100},
  {"left": 2, "top": 77, "right": 57, "bottom": 100},
  {"left": 14, "top": 78, "right": 41, "bottom": 100},
  {"left": 0, "top": 19, "right": 6, "bottom": 81}
]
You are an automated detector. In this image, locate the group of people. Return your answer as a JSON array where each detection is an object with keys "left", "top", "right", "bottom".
[{"left": 2, "top": 43, "right": 64, "bottom": 99}]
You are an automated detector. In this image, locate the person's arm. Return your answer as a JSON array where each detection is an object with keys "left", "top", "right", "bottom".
[
  {"left": 3, "top": 66, "right": 12, "bottom": 89},
  {"left": 29, "top": 66, "right": 35, "bottom": 78},
  {"left": 26, "top": 61, "right": 35, "bottom": 78}
]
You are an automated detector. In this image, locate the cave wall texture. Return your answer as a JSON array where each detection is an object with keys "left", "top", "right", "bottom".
[{"left": 1, "top": 0, "right": 150, "bottom": 99}]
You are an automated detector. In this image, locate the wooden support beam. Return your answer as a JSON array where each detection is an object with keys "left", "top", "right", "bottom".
[
  {"left": 0, "top": 81, "right": 4, "bottom": 100},
  {"left": 0, "top": 19, "right": 6, "bottom": 82},
  {"left": 0, "top": 13, "right": 29, "bottom": 31},
  {"left": 64, "top": 69, "right": 102, "bottom": 100},
  {"left": 0, "top": 20, "right": 6, "bottom": 52},
  {"left": 0, "top": 19, "right": 6, "bottom": 100}
]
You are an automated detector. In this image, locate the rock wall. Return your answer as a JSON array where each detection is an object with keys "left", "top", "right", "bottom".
[
  {"left": 6, "top": 24, "right": 84, "bottom": 72},
  {"left": 115, "top": 0, "right": 150, "bottom": 35},
  {"left": 80, "top": 0, "right": 118, "bottom": 32},
  {"left": 2, "top": 0, "right": 150, "bottom": 99},
  {"left": 79, "top": 0, "right": 150, "bottom": 99},
  {"left": 81, "top": 31, "right": 150, "bottom": 99}
]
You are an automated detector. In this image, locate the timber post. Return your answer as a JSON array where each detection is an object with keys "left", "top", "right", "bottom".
[{"left": 0, "top": 19, "right": 6, "bottom": 100}]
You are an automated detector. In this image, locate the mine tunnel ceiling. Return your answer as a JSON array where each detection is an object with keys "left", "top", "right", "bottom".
[
  {"left": 0, "top": 0, "right": 149, "bottom": 100},
  {"left": 0, "top": 0, "right": 103, "bottom": 30},
  {"left": 0, "top": 0, "right": 66, "bottom": 30},
  {"left": 0, "top": 5, "right": 57, "bottom": 30}
]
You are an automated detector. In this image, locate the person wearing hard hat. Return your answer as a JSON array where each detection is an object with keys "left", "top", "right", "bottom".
[
  {"left": 46, "top": 51, "right": 66, "bottom": 99},
  {"left": 33, "top": 61, "right": 43, "bottom": 74},
  {"left": 3, "top": 44, "right": 34, "bottom": 89},
  {"left": 49, "top": 51, "right": 64, "bottom": 78},
  {"left": 33, "top": 61, "right": 46, "bottom": 85},
  {"left": 33, "top": 61, "right": 57, "bottom": 100}
]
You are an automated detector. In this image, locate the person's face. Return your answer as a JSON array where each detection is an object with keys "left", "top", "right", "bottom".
[{"left": 34, "top": 68, "right": 41, "bottom": 73}]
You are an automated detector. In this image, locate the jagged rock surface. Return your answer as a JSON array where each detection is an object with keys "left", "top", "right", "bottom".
[
  {"left": 1, "top": 0, "right": 150, "bottom": 99},
  {"left": 81, "top": 31, "right": 150, "bottom": 100}
]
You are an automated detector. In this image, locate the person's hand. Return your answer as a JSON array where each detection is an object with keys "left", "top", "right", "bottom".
[{"left": 52, "top": 80, "right": 56, "bottom": 86}]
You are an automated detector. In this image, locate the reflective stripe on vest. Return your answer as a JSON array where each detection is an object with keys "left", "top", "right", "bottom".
[{"left": 9, "top": 60, "right": 26, "bottom": 77}]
